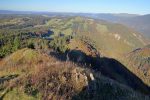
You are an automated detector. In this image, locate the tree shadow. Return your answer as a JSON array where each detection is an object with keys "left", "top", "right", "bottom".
[
  {"left": 49, "top": 51, "right": 67, "bottom": 61},
  {"left": 49, "top": 49, "right": 150, "bottom": 95},
  {"left": 97, "top": 57, "right": 150, "bottom": 94}
]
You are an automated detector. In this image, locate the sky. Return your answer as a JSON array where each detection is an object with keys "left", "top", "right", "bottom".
[{"left": 0, "top": 0, "right": 150, "bottom": 14}]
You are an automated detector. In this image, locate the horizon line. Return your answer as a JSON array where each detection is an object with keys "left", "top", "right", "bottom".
[{"left": 0, "top": 9, "right": 149, "bottom": 15}]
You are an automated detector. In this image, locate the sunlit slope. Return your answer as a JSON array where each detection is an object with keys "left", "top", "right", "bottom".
[
  {"left": 122, "top": 45, "right": 150, "bottom": 86},
  {"left": 46, "top": 16, "right": 146, "bottom": 58}
]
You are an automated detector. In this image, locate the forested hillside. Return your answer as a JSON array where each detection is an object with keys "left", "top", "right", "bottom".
[{"left": 0, "top": 14, "right": 150, "bottom": 100}]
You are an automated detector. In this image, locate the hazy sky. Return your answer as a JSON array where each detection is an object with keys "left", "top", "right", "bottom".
[{"left": 0, "top": 0, "right": 150, "bottom": 14}]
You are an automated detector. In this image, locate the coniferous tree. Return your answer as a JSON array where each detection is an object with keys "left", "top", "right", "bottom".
[{"left": 12, "top": 37, "right": 20, "bottom": 52}]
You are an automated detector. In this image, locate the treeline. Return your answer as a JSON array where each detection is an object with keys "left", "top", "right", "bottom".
[
  {"left": 0, "top": 32, "right": 31, "bottom": 58},
  {"left": 0, "top": 30, "right": 73, "bottom": 58},
  {"left": 0, "top": 14, "right": 50, "bottom": 29},
  {"left": 0, "top": 14, "right": 75, "bottom": 58}
]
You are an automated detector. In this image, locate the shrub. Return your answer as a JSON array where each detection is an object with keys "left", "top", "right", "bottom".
[
  {"left": 0, "top": 44, "right": 12, "bottom": 58},
  {"left": 12, "top": 37, "right": 21, "bottom": 52},
  {"left": 49, "top": 36, "right": 70, "bottom": 53}
]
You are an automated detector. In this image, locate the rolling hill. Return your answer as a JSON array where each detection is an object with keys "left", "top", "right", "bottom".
[
  {"left": 121, "top": 15, "right": 150, "bottom": 38},
  {"left": 45, "top": 16, "right": 146, "bottom": 58},
  {"left": 0, "top": 10, "right": 149, "bottom": 39},
  {"left": 82, "top": 13, "right": 150, "bottom": 39}
]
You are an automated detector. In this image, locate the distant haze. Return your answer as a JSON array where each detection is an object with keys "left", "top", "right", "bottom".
[{"left": 0, "top": 0, "right": 150, "bottom": 14}]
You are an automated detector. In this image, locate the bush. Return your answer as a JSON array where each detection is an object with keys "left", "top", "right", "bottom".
[
  {"left": 49, "top": 36, "right": 70, "bottom": 53},
  {"left": 12, "top": 37, "right": 21, "bottom": 52}
]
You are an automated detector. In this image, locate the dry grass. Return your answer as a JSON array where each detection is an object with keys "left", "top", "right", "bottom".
[
  {"left": 0, "top": 48, "right": 149, "bottom": 100},
  {"left": 0, "top": 48, "right": 91, "bottom": 99}
]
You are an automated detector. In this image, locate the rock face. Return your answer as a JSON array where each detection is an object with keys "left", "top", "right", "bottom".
[
  {"left": 67, "top": 38, "right": 100, "bottom": 64},
  {"left": 68, "top": 38, "right": 99, "bottom": 57},
  {"left": 89, "top": 73, "right": 95, "bottom": 81}
]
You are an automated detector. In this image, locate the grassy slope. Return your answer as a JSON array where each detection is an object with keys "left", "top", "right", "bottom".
[
  {"left": 45, "top": 16, "right": 146, "bottom": 58},
  {"left": 0, "top": 48, "right": 149, "bottom": 100}
]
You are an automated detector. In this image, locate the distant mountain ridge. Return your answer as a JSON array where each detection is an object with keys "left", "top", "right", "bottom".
[
  {"left": 0, "top": 10, "right": 149, "bottom": 38},
  {"left": 45, "top": 16, "right": 146, "bottom": 58},
  {"left": 81, "top": 13, "right": 150, "bottom": 39}
]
